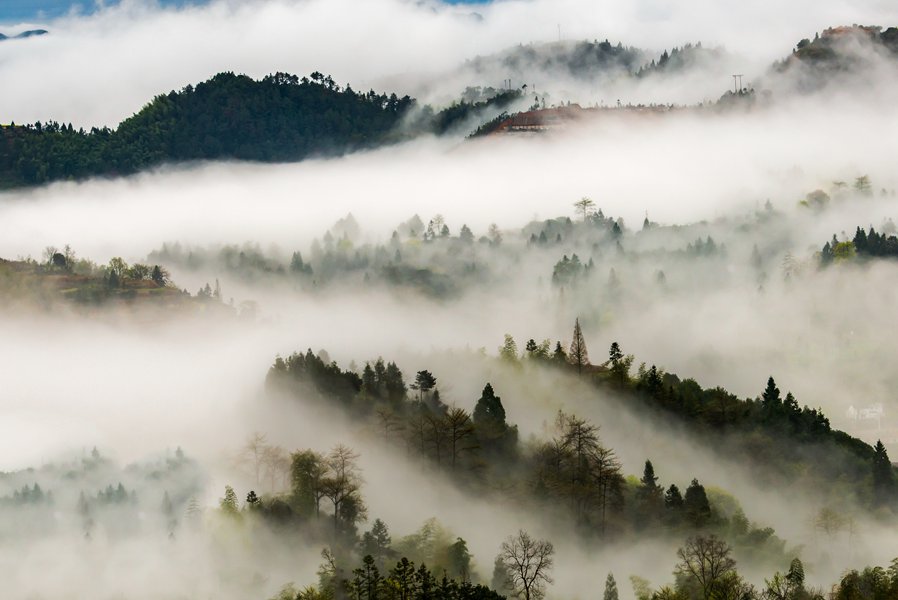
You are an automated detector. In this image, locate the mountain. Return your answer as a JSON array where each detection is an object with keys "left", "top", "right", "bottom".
[
  {"left": 0, "top": 29, "right": 49, "bottom": 41},
  {"left": 0, "top": 71, "right": 520, "bottom": 189},
  {"left": 0, "top": 71, "right": 414, "bottom": 186},
  {"left": 768, "top": 25, "right": 898, "bottom": 91},
  {"left": 464, "top": 39, "right": 648, "bottom": 83},
  {"left": 1, "top": 25, "right": 895, "bottom": 191},
  {"left": 449, "top": 37, "right": 733, "bottom": 94}
]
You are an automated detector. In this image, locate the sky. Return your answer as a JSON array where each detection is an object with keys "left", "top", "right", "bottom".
[
  {"left": 0, "top": 0, "right": 487, "bottom": 23},
  {"left": 1, "top": 0, "right": 896, "bottom": 129}
]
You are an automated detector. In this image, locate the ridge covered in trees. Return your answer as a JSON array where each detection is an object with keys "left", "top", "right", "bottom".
[{"left": 0, "top": 72, "right": 520, "bottom": 188}]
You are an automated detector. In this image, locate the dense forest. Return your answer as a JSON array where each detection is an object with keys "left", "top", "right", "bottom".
[{"left": 0, "top": 72, "right": 520, "bottom": 188}]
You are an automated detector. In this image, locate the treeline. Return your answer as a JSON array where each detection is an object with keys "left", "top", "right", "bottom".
[
  {"left": 0, "top": 72, "right": 520, "bottom": 188},
  {"left": 820, "top": 225, "right": 898, "bottom": 265},
  {"left": 0, "top": 446, "right": 202, "bottom": 539},
  {"left": 504, "top": 319, "right": 894, "bottom": 511},
  {"left": 0, "top": 245, "right": 233, "bottom": 309},
  {"left": 232, "top": 433, "right": 895, "bottom": 600},
  {"left": 535, "top": 327, "right": 896, "bottom": 512},
  {"left": 266, "top": 348, "right": 795, "bottom": 567},
  {"left": 230, "top": 439, "right": 771, "bottom": 600},
  {"left": 149, "top": 215, "right": 499, "bottom": 298},
  {"left": 0, "top": 72, "right": 413, "bottom": 186},
  {"left": 634, "top": 42, "right": 722, "bottom": 78},
  {"left": 631, "top": 534, "right": 898, "bottom": 600},
  {"left": 216, "top": 443, "right": 507, "bottom": 599},
  {"left": 267, "top": 319, "right": 897, "bottom": 526}
]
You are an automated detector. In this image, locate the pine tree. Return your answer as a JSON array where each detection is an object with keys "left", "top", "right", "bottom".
[
  {"left": 568, "top": 318, "right": 589, "bottom": 375},
  {"left": 762, "top": 377, "right": 782, "bottom": 413},
  {"left": 411, "top": 370, "right": 437, "bottom": 402},
  {"left": 785, "top": 558, "right": 805, "bottom": 591},
  {"left": 220, "top": 485, "right": 239, "bottom": 515},
  {"left": 500, "top": 334, "right": 519, "bottom": 363},
  {"left": 473, "top": 383, "right": 506, "bottom": 427},
  {"left": 603, "top": 573, "right": 619, "bottom": 600},
  {"left": 665, "top": 484, "right": 684, "bottom": 510},
  {"left": 361, "top": 518, "right": 392, "bottom": 566},
  {"left": 684, "top": 478, "right": 711, "bottom": 527},
  {"left": 873, "top": 440, "right": 895, "bottom": 505},
  {"left": 525, "top": 339, "right": 538, "bottom": 357},
  {"left": 151, "top": 265, "right": 166, "bottom": 286},
  {"left": 638, "top": 461, "right": 664, "bottom": 520},
  {"left": 553, "top": 341, "right": 567, "bottom": 363}
]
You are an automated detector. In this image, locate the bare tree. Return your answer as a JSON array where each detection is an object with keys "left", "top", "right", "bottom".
[
  {"left": 444, "top": 406, "right": 477, "bottom": 470},
  {"left": 321, "top": 445, "right": 364, "bottom": 532},
  {"left": 675, "top": 535, "right": 737, "bottom": 600},
  {"left": 541, "top": 412, "right": 622, "bottom": 533},
  {"left": 499, "top": 530, "right": 555, "bottom": 600},
  {"left": 573, "top": 197, "right": 596, "bottom": 221},
  {"left": 375, "top": 406, "right": 404, "bottom": 444},
  {"left": 241, "top": 432, "right": 268, "bottom": 487},
  {"left": 424, "top": 413, "right": 449, "bottom": 468},
  {"left": 405, "top": 411, "right": 429, "bottom": 457},
  {"left": 42, "top": 246, "right": 58, "bottom": 266},
  {"left": 592, "top": 445, "right": 623, "bottom": 537},
  {"left": 261, "top": 444, "right": 290, "bottom": 492}
]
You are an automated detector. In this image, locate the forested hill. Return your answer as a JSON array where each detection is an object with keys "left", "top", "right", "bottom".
[
  {"left": 0, "top": 72, "right": 413, "bottom": 187},
  {"left": 0, "top": 71, "right": 520, "bottom": 189},
  {"left": 266, "top": 339, "right": 898, "bottom": 515}
]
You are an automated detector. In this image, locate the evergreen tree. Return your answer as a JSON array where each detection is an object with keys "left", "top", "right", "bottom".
[
  {"left": 473, "top": 383, "right": 506, "bottom": 427},
  {"left": 447, "top": 537, "right": 473, "bottom": 581},
  {"left": 491, "top": 555, "right": 511, "bottom": 593},
  {"left": 568, "top": 318, "right": 589, "bottom": 375},
  {"left": 220, "top": 485, "right": 239, "bottom": 516},
  {"left": 609, "top": 342, "right": 623, "bottom": 364},
  {"left": 411, "top": 370, "right": 437, "bottom": 401},
  {"left": 360, "top": 518, "right": 392, "bottom": 567},
  {"left": 762, "top": 376, "right": 782, "bottom": 413},
  {"left": 246, "top": 490, "right": 260, "bottom": 508},
  {"left": 873, "top": 440, "right": 895, "bottom": 505},
  {"left": 553, "top": 341, "right": 567, "bottom": 363},
  {"left": 603, "top": 573, "right": 619, "bottom": 600},
  {"left": 361, "top": 363, "right": 378, "bottom": 398},
  {"left": 637, "top": 460, "right": 664, "bottom": 522},
  {"left": 665, "top": 484, "right": 684, "bottom": 510},
  {"left": 684, "top": 478, "right": 711, "bottom": 527},
  {"left": 500, "top": 334, "right": 519, "bottom": 363},
  {"left": 151, "top": 265, "right": 166, "bottom": 286},
  {"left": 525, "top": 339, "right": 538, "bottom": 358}
]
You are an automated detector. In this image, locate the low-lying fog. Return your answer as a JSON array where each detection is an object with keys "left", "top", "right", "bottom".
[
  {"left": 2, "top": 89, "right": 898, "bottom": 597},
  {"left": 3, "top": 2, "right": 898, "bottom": 596}
]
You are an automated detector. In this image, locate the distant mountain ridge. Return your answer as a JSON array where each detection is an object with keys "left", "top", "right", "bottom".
[
  {"left": 0, "top": 71, "right": 521, "bottom": 188},
  {"left": 463, "top": 37, "right": 726, "bottom": 84},
  {"left": 0, "top": 24, "right": 895, "bottom": 191},
  {"left": 0, "top": 29, "right": 49, "bottom": 41}
]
